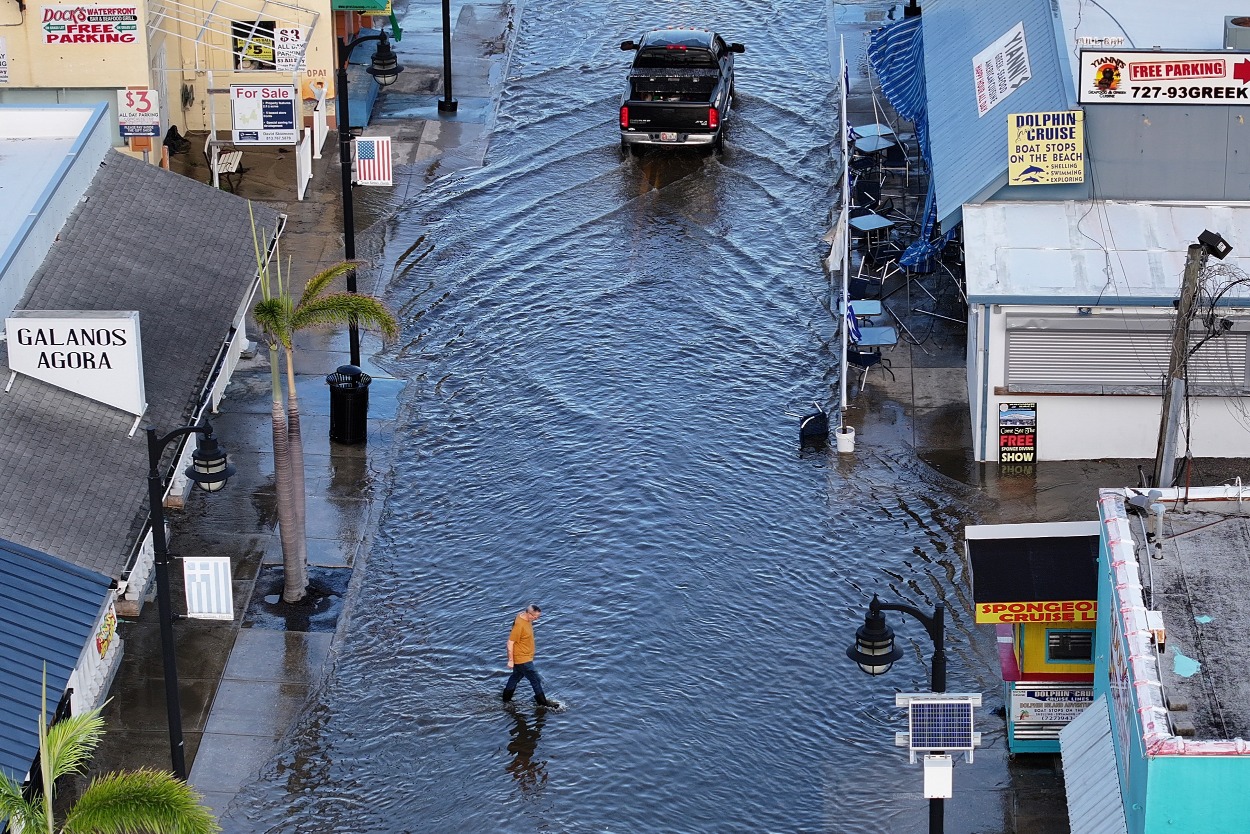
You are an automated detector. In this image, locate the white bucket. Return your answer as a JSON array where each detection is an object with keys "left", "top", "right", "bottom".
[{"left": 835, "top": 425, "right": 856, "bottom": 453}]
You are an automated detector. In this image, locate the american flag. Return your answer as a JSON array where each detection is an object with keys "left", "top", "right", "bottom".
[{"left": 355, "top": 136, "right": 393, "bottom": 186}]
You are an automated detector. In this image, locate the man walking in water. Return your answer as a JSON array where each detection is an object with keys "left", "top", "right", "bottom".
[{"left": 502, "top": 604, "right": 560, "bottom": 709}]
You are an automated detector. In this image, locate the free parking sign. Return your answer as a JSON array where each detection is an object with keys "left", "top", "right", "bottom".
[{"left": 230, "top": 84, "right": 298, "bottom": 145}]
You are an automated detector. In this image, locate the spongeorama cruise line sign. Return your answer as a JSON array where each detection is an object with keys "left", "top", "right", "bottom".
[{"left": 5, "top": 311, "right": 146, "bottom": 415}]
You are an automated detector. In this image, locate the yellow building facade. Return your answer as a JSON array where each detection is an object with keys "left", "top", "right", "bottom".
[{"left": 0, "top": 0, "right": 334, "bottom": 148}]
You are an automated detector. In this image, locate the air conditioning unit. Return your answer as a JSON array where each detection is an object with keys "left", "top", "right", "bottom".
[{"left": 1225, "top": 16, "right": 1250, "bottom": 50}]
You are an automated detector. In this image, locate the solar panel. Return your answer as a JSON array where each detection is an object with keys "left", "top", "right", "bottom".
[{"left": 909, "top": 700, "right": 975, "bottom": 751}]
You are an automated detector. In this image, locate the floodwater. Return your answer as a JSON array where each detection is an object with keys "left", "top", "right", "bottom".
[{"left": 224, "top": 1, "right": 1030, "bottom": 831}]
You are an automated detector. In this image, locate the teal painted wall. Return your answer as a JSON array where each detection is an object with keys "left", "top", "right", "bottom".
[
  {"left": 1094, "top": 507, "right": 1148, "bottom": 834},
  {"left": 1147, "top": 756, "right": 1250, "bottom": 832}
]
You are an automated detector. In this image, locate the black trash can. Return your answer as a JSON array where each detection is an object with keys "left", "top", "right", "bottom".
[{"left": 327, "top": 364, "right": 371, "bottom": 444}]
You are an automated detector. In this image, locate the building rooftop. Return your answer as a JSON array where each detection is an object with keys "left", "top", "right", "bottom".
[
  {"left": 964, "top": 200, "right": 1250, "bottom": 305},
  {"left": 0, "top": 106, "right": 103, "bottom": 286},
  {"left": 1105, "top": 486, "right": 1250, "bottom": 748},
  {"left": 0, "top": 150, "right": 279, "bottom": 578}
]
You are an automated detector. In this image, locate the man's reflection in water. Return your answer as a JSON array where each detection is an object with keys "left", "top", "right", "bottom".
[{"left": 505, "top": 706, "right": 548, "bottom": 795}]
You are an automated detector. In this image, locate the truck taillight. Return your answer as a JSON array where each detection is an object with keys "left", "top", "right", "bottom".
[
  {"left": 708, "top": 107, "right": 720, "bottom": 129},
  {"left": 620, "top": 106, "right": 629, "bottom": 128}
]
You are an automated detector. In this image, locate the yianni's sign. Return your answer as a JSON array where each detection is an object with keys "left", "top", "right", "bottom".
[
  {"left": 5, "top": 311, "right": 146, "bottom": 415},
  {"left": 1079, "top": 49, "right": 1250, "bottom": 104}
]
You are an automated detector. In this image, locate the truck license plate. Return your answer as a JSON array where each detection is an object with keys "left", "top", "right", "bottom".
[{"left": 659, "top": 132, "right": 679, "bottom": 142}]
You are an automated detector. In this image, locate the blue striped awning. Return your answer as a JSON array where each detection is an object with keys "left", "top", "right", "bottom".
[
  {"left": 0, "top": 539, "right": 112, "bottom": 783},
  {"left": 868, "top": 16, "right": 928, "bottom": 162},
  {"left": 868, "top": 16, "right": 950, "bottom": 270}
]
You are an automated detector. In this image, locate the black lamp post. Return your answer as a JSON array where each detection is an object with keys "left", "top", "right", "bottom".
[
  {"left": 146, "top": 421, "right": 235, "bottom": 780},
  {"left": 336, "top": 30, "right": 403, "bottom": 366},
  {"left": 437, "top": 0, "right": 457, "bottom": 112},
  {"left": 847, "top": 594, "right": 946, "bottom": 834}
]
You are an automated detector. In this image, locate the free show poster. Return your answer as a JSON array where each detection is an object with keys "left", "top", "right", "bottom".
[{"left": 999, "top": 402, "right": 1037, "bottom": 464}]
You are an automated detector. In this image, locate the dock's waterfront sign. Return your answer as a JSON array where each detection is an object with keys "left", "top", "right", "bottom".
[
  {"left": 1079, "top": 49, "right": 1250, "bottom": 104},
  {"left": 1007, "top": 111, "right": 1084, "bottom": 185},
  {"left": 4, "top": 311, "right": 146, "bottom": 415}
]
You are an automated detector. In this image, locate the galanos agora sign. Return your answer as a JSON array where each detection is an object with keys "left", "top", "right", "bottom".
[{"left": 5, "top": 311, "right": 146, "bottom": 415}]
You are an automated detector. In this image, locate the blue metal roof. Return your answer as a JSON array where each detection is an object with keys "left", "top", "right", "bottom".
[
  {"left": 923, "top": 0, "right": 1071, "bottom": 228},
  {"left": 0, "top": 538, "right": 111, "bottom": 783}
]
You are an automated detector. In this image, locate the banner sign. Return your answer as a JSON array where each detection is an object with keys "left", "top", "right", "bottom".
[
  {"left": 999, "top": 401, "right": 1036, "bottom": 463},
  {"left": 42, "top": 4, "right": 139, "bottom": 44},
  {"left": 973, "top": 22, "right": 1032, "bottom": 117},
  {"left": 117, "top": 87, "right": 159, "bottom": 137},
  {"left": 355, "top": 136, "right": 393, "bottom": 186},
  {"left": 1007, "top": 111, "right": 1084, "bottom": 185},
  {"left": 977, "top": 600, "right": 1096, "bottom": 624},
  {"left": 275, "top": 26, "right": 304, "bottom": 71},
  {"left": 1079, "top": 49, "right": 1250, "bottom": 104},
  {"left": 0, "top": 37, "right": 8, "bottom": 83},
  {"left": 230, "top": 84, "right": 298, "bottom": 145},
  {"left": 1011, "top": 687, "right": 1094, "bottom": 725},
  {"left": 4, "top": 311, "right": 146, "bottom": 415}
]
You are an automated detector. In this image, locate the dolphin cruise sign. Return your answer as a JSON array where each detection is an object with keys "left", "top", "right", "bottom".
[{"left": 5, "top": 311, "right": 146, "bottom": 415}]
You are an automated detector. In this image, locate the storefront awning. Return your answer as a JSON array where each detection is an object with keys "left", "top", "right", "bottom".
[
  {"left": 967, "top": 521, "right": 1100, "bottom": 617},
  {"left": 331, "top": 0, "right": 389, "bottom": 12},
  {"left": 1059, "top": 696, "right": 1129, "bottom": 834}
]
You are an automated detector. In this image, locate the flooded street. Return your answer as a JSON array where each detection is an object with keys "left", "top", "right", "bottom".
[{"left": 223, "top": 1, "right": 1052, "bottom": 831}]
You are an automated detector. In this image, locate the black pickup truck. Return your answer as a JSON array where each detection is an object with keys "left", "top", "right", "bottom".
[{"left": 618, "top": 29, "right": 745, "bottom": 154}]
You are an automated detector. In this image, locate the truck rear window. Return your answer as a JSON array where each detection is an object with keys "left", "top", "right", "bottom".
[{"left": 634, "top": 47, "right": 717, "bottom": 70}]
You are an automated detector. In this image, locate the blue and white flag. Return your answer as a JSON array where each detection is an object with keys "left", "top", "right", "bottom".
[{"left": 847, "top": 305, "right": 863, "bottom": 343}]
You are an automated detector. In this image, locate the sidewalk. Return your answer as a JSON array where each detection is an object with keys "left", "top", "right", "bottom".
[{"left": 81, "top": 2, "right": 518, "bottom": 821}]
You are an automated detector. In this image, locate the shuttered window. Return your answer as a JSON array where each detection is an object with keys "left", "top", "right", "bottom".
[{"left": 1005, "top": 315, "right": 1250, "bottom": 394}]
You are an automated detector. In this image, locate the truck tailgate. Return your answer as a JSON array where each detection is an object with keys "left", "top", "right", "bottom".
[{"left": 623, "top": 101, "right": 714, "bottom": 133}]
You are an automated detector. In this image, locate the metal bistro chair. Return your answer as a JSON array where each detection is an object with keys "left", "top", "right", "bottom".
[
  {"left": 847, "top": 346, "right": 895, "bottom": 393},
  {"left": 878, "top": 140, "right": 911, "bottom": 188}
]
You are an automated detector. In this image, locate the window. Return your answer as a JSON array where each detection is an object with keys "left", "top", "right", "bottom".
[
  {"left": 232, "top": 20, "right": 276, "bottom": 70},
  {"left": 1047, "top": 629, "right": 1093, "bottom": 662},
  {"left": 1004, "top": 312, "right": 1250, "bottom": 395}
]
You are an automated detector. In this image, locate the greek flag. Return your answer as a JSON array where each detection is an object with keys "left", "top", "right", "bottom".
[{"left": 847, "top": 305, "right": 863, "bottom": 343}]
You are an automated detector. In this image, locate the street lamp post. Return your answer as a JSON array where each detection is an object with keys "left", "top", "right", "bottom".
[
  {"left": 335, "top": 30, "right": 404, "bottom": 366},
  {"left": 847, "top": 594, "right": 946, "bottom": 834},
  {"left": 146, "top": 421, "right": 235, "bottom": 780},
  {"left": 438, "top": 0, "right": 457, "bottom": 113}
]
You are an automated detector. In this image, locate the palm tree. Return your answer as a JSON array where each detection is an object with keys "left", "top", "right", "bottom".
[
  {"left": 250, "top": 208, "right": 399, "bottom": 603},
  {"left": 0, "top": 674, "right": 219, "bottom": 834}
]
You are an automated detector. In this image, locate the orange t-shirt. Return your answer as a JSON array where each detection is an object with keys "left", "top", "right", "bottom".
[{"left": 509, "top": 614, "right": 535, "bottom": 663}]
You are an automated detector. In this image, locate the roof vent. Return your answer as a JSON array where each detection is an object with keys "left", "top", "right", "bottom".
[{"left": 1225, "top": 17, "right": 1250, "bottom": 50}]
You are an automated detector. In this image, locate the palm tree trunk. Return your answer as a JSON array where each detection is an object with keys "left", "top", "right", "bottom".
[
  {"left": 270, "top": 345, "right": 306, "bottom": 603},
  {"left": 283, "top": 345, "right": 310, "bottom": 587}
]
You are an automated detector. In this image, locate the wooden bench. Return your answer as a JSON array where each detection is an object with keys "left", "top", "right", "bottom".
[
  {"left": 203, "top": 136, "right": 247, "bottom": 192},
  {"left": 215, "top": 150, "right": 245, "bottom": 192}
]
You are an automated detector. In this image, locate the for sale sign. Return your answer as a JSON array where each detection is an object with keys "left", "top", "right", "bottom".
[
  {"left": 230, "top": 84, "right": 298, "bottom": 145},
  {"left": 117, "top": 87, "right": 159, "bottom": 137},
  {"left": 42, "top": 5, "right": 139, "bottom": 44}
]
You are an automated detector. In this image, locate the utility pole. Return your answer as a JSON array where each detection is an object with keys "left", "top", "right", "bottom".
[{"left": 1153, "top": 243, "right": 1206, "bottom": 488}]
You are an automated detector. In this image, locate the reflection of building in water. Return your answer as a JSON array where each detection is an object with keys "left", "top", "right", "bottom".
[{"left": 506, "top": 708, "right": 549, "bottom": 795}]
